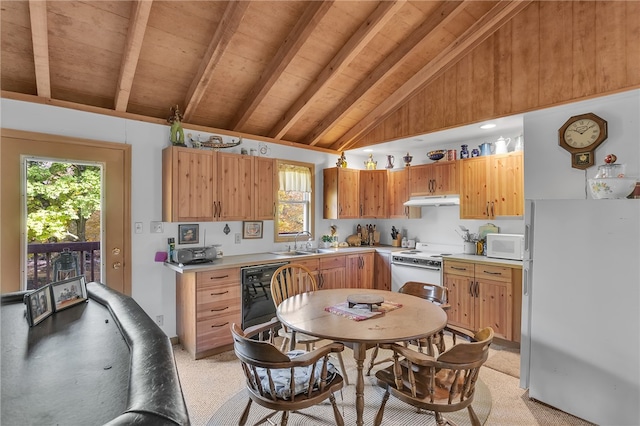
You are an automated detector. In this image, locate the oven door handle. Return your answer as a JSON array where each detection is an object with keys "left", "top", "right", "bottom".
[{"left": 392, "top": 263, "right": 441, "bottom": 271}]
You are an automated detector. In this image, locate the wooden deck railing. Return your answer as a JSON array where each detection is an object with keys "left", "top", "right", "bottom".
[{"left": 27, "top": 241, "right": 101, "bottom": 290}]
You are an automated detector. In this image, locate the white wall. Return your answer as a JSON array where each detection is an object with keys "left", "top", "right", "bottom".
[{"left": 524, "top": 90, "right": 639, "bottom": 199}]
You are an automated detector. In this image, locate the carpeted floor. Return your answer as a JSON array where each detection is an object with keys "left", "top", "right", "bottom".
[
  {"left": 173, "top": 339, "right": 595, "bottom": 426},
  {"left": 207, "top": 376, "right": 491, "bottom": 426}
]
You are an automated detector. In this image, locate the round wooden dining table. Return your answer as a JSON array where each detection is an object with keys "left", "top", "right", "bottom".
[{"left": 276, "top": 288, "right": 447, "bottom": 426}]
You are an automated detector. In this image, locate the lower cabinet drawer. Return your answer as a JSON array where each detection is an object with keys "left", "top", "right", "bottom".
[
  {"left": 475, "top": 264, "right": 512, "bottom": 282},
  {"left": 197, "top": 312, "right": 241, "bottom": 349},
  {"left": 444, "top": 261, "right": 474, "bottom": 277},
  {"left": 197, "top": 282, "right": 240, "bottom": 320}
]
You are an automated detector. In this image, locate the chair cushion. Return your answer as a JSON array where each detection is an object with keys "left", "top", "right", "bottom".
[{"left": 255, "top": 350, "right": 338, "bottom": 400}]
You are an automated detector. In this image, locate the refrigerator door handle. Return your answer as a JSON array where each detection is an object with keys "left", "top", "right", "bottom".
[{"left": 523, "top": 267, "right": 529, "bottom": 296}]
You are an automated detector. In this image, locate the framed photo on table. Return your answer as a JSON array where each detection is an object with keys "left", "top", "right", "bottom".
[
  {"left": 51, "top": 276, "right": 88, "bottom": 312},
  {"left": 25, "top": 285, "right": 54, "bottom": 326},
  {"left": 243, "top": 221, "right": 263, "bottom": 239},
  {"left": 178, "top": 224, "right": 199, "bottom": 244}
]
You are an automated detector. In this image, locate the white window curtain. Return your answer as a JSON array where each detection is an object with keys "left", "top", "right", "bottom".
[{"left": 278, "top": 164, "right": 311, "bottom": 193}]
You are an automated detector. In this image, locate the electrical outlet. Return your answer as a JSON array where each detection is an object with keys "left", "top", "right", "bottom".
[
  {"left": 155, "top": 315, "right": 164, "bottom": 326},
  {"left": 134, "top": 222, "right": 143, "bottom": 234},
  {"left": 151, "top": 221, "right": 163, "bottom": 233},
  {"left": 235, "top": 233, "right": 241, "bottom": 244}
]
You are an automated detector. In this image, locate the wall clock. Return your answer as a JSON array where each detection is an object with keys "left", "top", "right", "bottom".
[{"left": 558, "top": 112, "right": 608, "bottom": 169}]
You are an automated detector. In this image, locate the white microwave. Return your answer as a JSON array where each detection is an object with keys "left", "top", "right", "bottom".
[{"left": 485, "top": 233, "right": 524, "bottom": 260}]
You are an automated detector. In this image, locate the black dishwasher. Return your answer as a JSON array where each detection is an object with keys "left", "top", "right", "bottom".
[{"left": 241, "top": 262, "right": 288, "bottom": 329}]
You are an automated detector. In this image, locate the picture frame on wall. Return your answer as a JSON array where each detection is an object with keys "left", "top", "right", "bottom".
[
  {"left": 51, "top": 276, "right": 88, "bottom": 312},
  {"left": 178, "top": 224, "right": 199, "bottom": 244},
  {"left": 243, "top": 221, "right": 263, "bottom": 239},
  {"left": 24, "top": 285, "right": 54, "bottom": 326}
]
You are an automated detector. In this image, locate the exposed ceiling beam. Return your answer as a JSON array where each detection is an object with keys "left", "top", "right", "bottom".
[
  {"left": 267, "top": 0, "right": 406, "bottom": 140},
  {"left": 114, "top": 0, "right": 153, "bottom": 112},
  {"left": 332, "top": 0, "right": 533, "bottom": 152},
  {"left": 182, "top": 0, "right": 250, "bottom": 122},
  {"left": 229, "top": 1, "right": 334, "bottom": 131},
  {"left": 303, "top": 0, "right": 466, "bottom": 147},
  {"left": 28, "top": 0, "right": 51, "bottom": 98}
]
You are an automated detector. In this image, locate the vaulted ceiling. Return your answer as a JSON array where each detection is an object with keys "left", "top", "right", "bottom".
[{"left": 1, "top": 1, "right": 533, "bottom": 152}]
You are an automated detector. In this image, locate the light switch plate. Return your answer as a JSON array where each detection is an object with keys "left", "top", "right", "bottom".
[
  {"left": 134, "top": 222, "right": 143, "bottom": 234},
  {"left": 151, "top": 221, "right": 163, "bottom": 233}
]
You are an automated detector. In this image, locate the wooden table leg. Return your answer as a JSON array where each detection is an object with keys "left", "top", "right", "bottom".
[
  {"left": 352, "top": 342, "right": 367, "bottom": 426},
  {"left": 289, "top": 330, "right": 297, "bottom": 351}
]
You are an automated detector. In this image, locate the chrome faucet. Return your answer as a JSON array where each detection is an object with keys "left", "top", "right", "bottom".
[{"left": 293, "top": 231, "right": 312, "bottom": 250}]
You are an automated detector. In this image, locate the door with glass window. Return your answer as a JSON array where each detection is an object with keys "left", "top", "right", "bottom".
[{"left": 1, "top": 129, "right": 131, "bottom": 295}]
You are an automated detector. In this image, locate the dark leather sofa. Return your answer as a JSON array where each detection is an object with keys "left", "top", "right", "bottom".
[{"left": 1, "top": 282, "right": 190, "bottom": 425}]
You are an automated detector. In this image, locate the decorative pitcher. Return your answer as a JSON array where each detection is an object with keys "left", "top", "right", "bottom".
[
  {"left": 385, "top": 155, "right": 395, "bottom": 169},
  {"left": 479, "top": 142, "right": 492, "bottom": 156},
  {"left": 494, "top": 136, "right": 512, "bottom": 154},
  {"left": 514, "top": 135, "right": 524, "bottom": 151}
]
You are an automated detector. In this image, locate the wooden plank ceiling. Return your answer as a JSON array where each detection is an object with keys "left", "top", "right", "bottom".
[{"left": 0, "top": 0, "right": 531, "bottom": 152}]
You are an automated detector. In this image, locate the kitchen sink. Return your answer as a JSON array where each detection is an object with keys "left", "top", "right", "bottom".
[{"left": 269, "top": 249, "right": 320, "bottom": 256}]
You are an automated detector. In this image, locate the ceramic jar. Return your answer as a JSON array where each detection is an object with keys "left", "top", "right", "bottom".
[{"left": 460, "top": 144, "right": 469, "bottom": 159}]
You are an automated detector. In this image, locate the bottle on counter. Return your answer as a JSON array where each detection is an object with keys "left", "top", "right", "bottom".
[{"left": 168, "top": 238, "right": 175, "bottom": 262}]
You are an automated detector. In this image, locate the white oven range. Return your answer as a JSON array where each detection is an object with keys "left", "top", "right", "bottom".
[{"left": 390, "top": 242, "right": 462, "bottom": 292}]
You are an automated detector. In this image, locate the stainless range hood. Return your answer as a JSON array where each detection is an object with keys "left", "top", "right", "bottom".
[{"left": 403, "top": 195, "right": 460, "bottom": 206}]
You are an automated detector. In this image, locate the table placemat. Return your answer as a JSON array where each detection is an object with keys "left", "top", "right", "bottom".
[{"left": 325, "top": 300, "right": 402, "bottom": 321}]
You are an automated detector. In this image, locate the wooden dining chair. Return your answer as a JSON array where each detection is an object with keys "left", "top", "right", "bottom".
[
  {"left": 373, "top": 327, "right": 494, "bottom": 426},
  {"left": 366, "top": 281, "right": 450, "bottom": 375},
  {"left": 231, "top": 318, "right": 345, "bottom": 426},
  {"left": 270, "top": 263, "right": 349, "bottom": 385}
]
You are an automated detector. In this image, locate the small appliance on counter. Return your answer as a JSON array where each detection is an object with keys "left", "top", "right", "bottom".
[
  {"left": 172, "top": 246, "right": 218, "bottom": 265},
  {"left": 485, "top": 233, "right": 524, "bottom": 260}
]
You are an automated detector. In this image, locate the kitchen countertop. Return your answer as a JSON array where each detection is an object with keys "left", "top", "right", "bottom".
[
  {"left": 443, "top": 253, "right": 523, "bottom": 268},
  {"left": 164, "top": 245, "right": 405, "bottom": 273}
]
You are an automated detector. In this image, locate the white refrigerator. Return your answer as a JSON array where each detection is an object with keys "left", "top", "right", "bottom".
[{"left": 521, "top": 199, "right": 640, "bottom": 425}]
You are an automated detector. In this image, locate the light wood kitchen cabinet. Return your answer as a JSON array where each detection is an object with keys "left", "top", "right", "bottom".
[
  {"left": 162, "top": 146, "right": 215, "bottom": 222},
  {"left": 359, "top": 169, "right": 387, "bottom": 218},
  {"left": 443, "top": 260, "right": 521, "bottom": 342},
  {"left": 490, "top": 152, "right": 524, "bottom": 217},
  {"left": 318, "top": 255, "right": 345, "bottom": 290},
  {"left": 294, "top": 255, "right": 345, "bottom": 290},
  {"left": 254, "top": 156, "right": 275, "bottom": 220},
  {"left": 176, "top": 267, "right": 241, "bottom": 359},
  {"left": 323, "top": 167, "right": 359, "bottom": 219},
  {"left": 459, "top": 152, "right": 523, "bottom": 219},
  {"left": 408, "top": 162, "right": 458, "bottom": 196},
  {"left": 374, "top": 251, "right": 391, "bottom": 291},
  {"left": 217, "top": 152, "right": 253, "bottom": 221},
  {"left": 388, "top": 169, "right": 421, "bottom": 219},
  {"left": 346, "top": 252, "right": 374, "bottom": 289},
  {"left": 162, "top": 146, "right": 255, "bottom": 222}
]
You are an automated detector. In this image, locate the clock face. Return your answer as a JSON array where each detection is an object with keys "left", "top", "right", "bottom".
[{"left": 563, "top": 118, "right": 601, "bottom": 148}]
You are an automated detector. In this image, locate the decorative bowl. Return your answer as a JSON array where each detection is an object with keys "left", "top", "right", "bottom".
[
  {"left": 588, "top": 177, "right": 636, "bottom": 199},
  {"left": 427, "top": 150, "right": 446, "bottom": 161}
]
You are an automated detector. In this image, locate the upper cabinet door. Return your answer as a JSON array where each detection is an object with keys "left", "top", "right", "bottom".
[
  {"left": 162, "top": 146, "right": 215, "bottom": 222},
  {"left": 359, "top": 170, "right": 387, "bottom": 218},
  {"left": 490, "top": 152, "right": 524, "bottom": 217},
  {"left": 323, "top": 168, "right": 359, "bottom": 219},
  {"left": 217, "top": 152, "right": 254, "bottom": 221},
  {"left": 459, "top": 157, "right": 490, "bottom": 219},
  {"left": 254, "top": 157, "right": 275, "bottom": 220},
  {"left": 409, "top": 162, "right": 458, "bottom": 196}
]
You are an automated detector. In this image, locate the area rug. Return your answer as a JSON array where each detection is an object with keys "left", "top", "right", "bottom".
[
  {"left": 484, "top": 345, "right": 520, "bottom": 379},
  {"left": 207, "top": 377, "right": 491, "bottom": 425}
]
